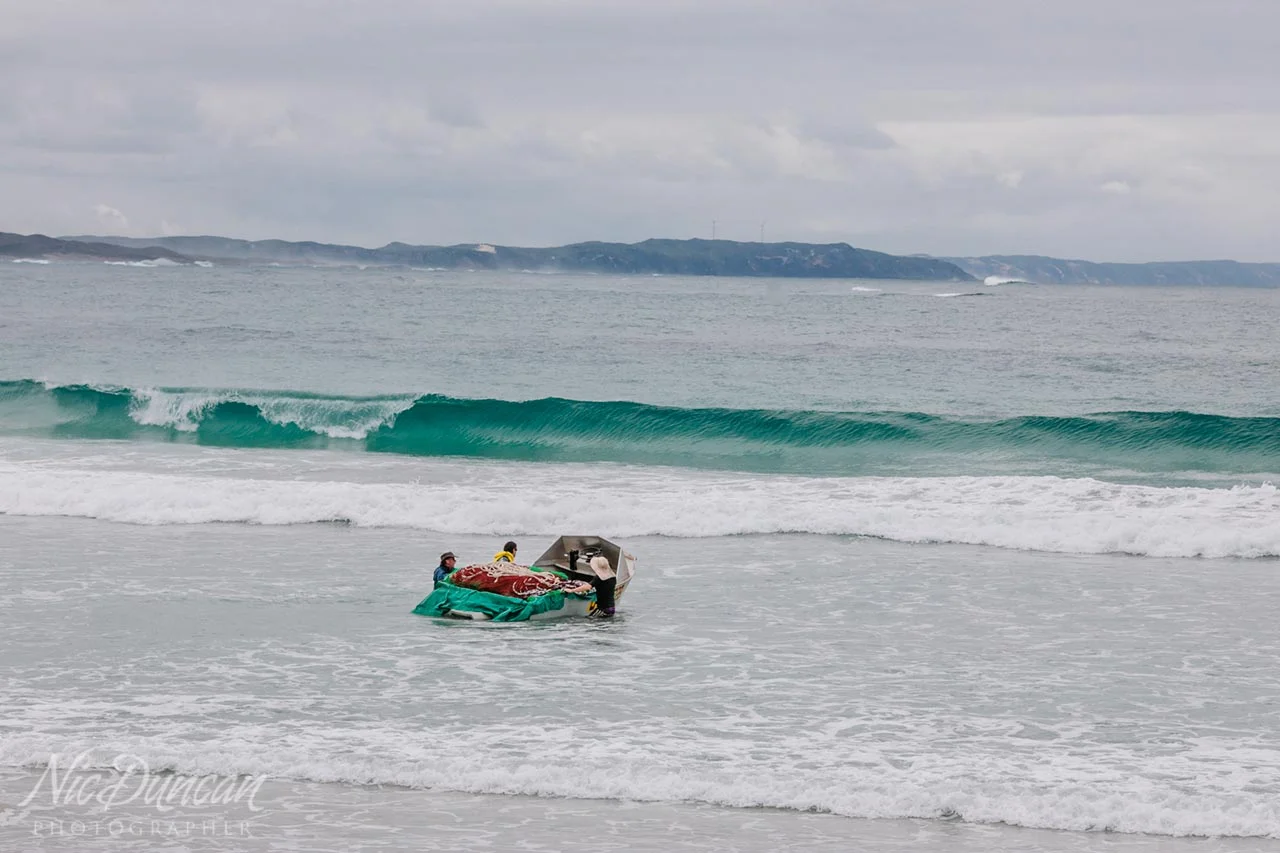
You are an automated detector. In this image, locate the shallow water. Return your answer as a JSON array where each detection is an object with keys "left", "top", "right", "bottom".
[
  {"left": 1, "top": 264, "right": 1279, "bottom": 848},
  {"left": 3, "top": 512, "right": 1279, "bottom": 846}
]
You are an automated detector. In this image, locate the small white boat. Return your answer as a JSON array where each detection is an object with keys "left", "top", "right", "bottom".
[{"left": 527, "top": 535, "right": 636, "bottom": 620}]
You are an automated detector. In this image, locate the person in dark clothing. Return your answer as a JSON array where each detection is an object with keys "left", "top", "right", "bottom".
[
  {"left": 433, "top": 552, "right": 458, "bottom": 588},
  {"left": 568, "top": 549, "right": 618, "bottom": 617}
]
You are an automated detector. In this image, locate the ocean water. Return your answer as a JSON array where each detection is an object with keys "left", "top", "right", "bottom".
[{"left": 1, "top": 261, "right": 1279, "bottom": 851}]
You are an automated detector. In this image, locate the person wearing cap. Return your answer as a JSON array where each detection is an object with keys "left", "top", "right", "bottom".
[
  {"left": 493, "top": 541, "right": 518, "bottom": 563},
  {"left": 433, "top": 552, "right": 458, "bottom": 587}
]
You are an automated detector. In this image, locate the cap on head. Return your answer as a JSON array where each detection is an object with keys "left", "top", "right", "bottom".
[
  {"left": 440, "top": 552, "right": 456, "bottom": 563},
  {"left": 504, "top": 541, "right": 517, "bottom": 553}
]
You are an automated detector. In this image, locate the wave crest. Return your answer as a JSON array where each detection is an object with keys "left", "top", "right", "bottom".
[{"left": 1, "top": 380, "right": 1278, "bottom": 477}]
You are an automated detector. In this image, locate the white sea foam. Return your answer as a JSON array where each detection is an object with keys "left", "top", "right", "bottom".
[
  {"left": 2, "top": 733, "right": 1277, "bottom": 838},
  {"left": 10, "top": 258, "right": 51, "bottom": 264},
  {"left": 103, "top": 258, "right": 182, "bottom": 268},
  {"left": 984, "top": 275, "right": 1030, "bottom": 286},
  {"left": 194, "top": 260, "right": 214, "bottom": 268},
  {"left": 126, "top": 388, "right": 416, "bottom": 438},
  {"left": 253, "top": 398, "right": 415, "bottom": 439},
  {"left": 0, "top": 460, "right": 1275, "bottom": 558},
  {"left": 849, "top": 285, "right": 882, "bottom": 293},
  {"left": 128, "top": 388, "right": 220, "bottom": 431}
]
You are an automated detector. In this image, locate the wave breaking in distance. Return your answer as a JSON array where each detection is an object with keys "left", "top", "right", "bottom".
[
  {"left": 1, "top": 380, "right": 1278, "bottom": 478},
  {"left": 0, "top": 458, "right": 1275, "bottom": 557},
  {"left": 102, "top": 257, "right": 183, "bottom": 267}
]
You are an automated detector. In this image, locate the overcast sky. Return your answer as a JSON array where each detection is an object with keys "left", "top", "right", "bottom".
[{"left": 3, "top": 0, "right": 1279, "bottom": 260}]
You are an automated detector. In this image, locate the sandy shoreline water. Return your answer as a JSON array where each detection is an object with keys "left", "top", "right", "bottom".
[{"left": 5, "top": 770, "right": 1280, "bottom": 853}]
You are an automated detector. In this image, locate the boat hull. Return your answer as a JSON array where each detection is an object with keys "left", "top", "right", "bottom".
[{"left": 445, "top": 597, "right": 594, "bottom": 621}]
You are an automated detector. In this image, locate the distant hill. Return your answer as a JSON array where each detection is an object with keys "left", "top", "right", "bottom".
[
  {"left": 61, "top": 235, "right": 973, "bottom": 280},
  {"left": 20, "top": 231, "right": 1280, "bottom": 285},
  {"left": 945, "top": 255, "right": 1280, "bottom": 287},
  {"left": 0, "top": 232, "right": 191, "bottom": 263}
]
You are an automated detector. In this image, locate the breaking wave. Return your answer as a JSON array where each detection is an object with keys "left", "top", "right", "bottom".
[
  {"left": 0, "top": 459, "right": 1276, "bottom": 557},
  {"left": 3, "top": 733, "right": 1279, "bottom": 838},
  {"left": 102, "top": 258, "right": 183, "bottom": 268},
  {"left": 1, "top": 380, "right": 1277, "bottom": 479}
]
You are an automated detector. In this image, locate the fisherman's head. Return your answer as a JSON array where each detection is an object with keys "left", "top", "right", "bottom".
[
  {"left": 440, "top": 552, "right": 456, "bottom": 567},
  {"left": 504, "top": 541, "right": 517, "bottom": 554}
]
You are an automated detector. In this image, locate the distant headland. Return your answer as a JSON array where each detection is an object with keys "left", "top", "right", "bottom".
[
  {"left": 0, "top": 232, "right": 189, "bottom": 264},
  {"left": 3, "top": 231, "right": 1279, "bottom": 285},
  {"left": 942, "top": 254, "right": 1280, "bottom": 288},
  {"left": 38, "top": 234, "right": 970, "bottom": 281}
]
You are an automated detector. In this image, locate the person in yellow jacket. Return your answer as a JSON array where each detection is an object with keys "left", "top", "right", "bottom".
[{"left": 493, "top": 541, "right": 518, "bottom": 563}]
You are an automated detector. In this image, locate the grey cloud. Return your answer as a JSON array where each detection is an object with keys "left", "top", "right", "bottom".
[
  {"left": 2, "top": 0, "right": 1279, "bottom": 260},
  {"left": 21, "top": 1, "right": 1272, "bottom": 113},
  {"left": 796, "top": 118, "right": 897, "bottom": 152},
  {"left": 429, "top": 99, "right": 486, "bottom": 130}
]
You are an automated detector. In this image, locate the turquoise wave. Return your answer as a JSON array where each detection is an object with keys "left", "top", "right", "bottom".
[{"left": 1, "top": 379, "right": 1277, "bottom": 477}]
